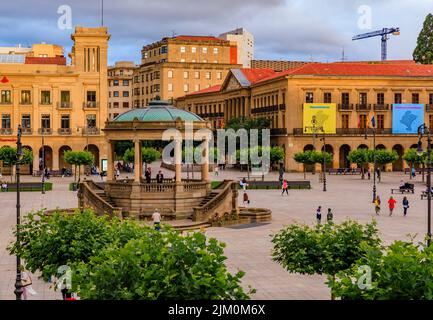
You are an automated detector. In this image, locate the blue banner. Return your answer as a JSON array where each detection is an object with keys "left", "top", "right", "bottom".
[{"left": 392, "top": 104, "right": 424, "bottom": 134}]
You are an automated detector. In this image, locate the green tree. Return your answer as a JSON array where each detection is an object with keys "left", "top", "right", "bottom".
[
  {"left": 293, "top": 150, "right": 316, "bottom": 179},
  {"left": 402, "top": 148, "right": 423, "bottom": 180},
  {"left": 328, "top": 241, "right": 433, "bottom": 300},
  {"left": 114, "top": 141, "right": 133, "bottom": 159},
  {"left": 270, "top": 146, "right": 285, "bottom": 169},
  {"left": 413, "top": 13, "right": 433, "bottom": 64},
  {"left": 123, "top": 147, "right": 161, "bottom": 171},
  {"left": 72, "top": 230, "right": 253, "bottom": 300},
  {"left": 272, "top": 220, "right": 381, "bottom": 299},
  {"left": 64, "top": 150, "right": 94, "bottom": 183},
  {"left": 9, "top": 209, "right": 253, "bottom": 300},
  {"left": 311, "top": 151, "right": 332, "bottom": 178},
  {"left": 0, "top": 146, "right": 33, "bottom": 182},
  {"left": 367, "top": 149, "right": 398, "bottom": 181},
  {"left": 347, "top": 149, "right": 369, "bottom": 179}
]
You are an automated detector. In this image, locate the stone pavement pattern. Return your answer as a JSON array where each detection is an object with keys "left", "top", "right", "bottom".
[{"left": 0, "top": 167, "right": 428, "bottom": 299}]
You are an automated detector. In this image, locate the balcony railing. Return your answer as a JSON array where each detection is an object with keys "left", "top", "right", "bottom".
[
  {"left": 38, "top": 128, "right": 52, "bottom": 135},
  {"left": 338, "top": 103, "right": 354, "bottom": 111},
  {"left": 83, "top": 101, "right": 99, "bottom": 108},
  {"left": 40, "top": 100, "right": 52, "bottom": 105},
  {"left": 355, "top": 103, "right": 371, "bottom": 111},
  {"left": 293, "top": 128, "right": 392, "bottom": 135},
  {"left": 83, "top": 127, "right": 100, "bottom": 135},
  {"left": 373, "top": 103, "right": 390, "bottom": 111},
  {"left": 21, "top": 127, "right": 32, "bottom": 135},
  {"left": 251, "top": 105, "right": 279, "bottom": 114},
  {"left": 270, "top": 128, "right": 288, "bottom": 136},
  {"left": 279, "top": 104, "right": 286, "bottom": 111},
  {"left": 20, "top": 100, "right": 32, "bottom": 105},
  {"left": 0, "top": 128, "right": 12, "bottom": 135},
  {"left": 58, "top": 128, "right": 72, "bottom": 135},
  {"left": 426, "top": 104, "right": 433, "bottom": 112},
  {"left": 57, "top": 101, "right": 72, "bottom": 109},
  {"left": 0, "top": 100, "right": 12, "bottom": 105}
]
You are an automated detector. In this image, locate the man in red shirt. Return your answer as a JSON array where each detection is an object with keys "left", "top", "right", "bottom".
[{"left": 388, "top": 196, "right": 397, "bottom": 216}]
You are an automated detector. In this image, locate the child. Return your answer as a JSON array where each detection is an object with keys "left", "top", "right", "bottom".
[{"left": 374, "top": 196, "right": 381, "bottom": 215}]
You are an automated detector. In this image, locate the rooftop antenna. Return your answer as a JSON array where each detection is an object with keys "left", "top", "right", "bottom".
[
  {"left": 101, "top": 0, "right": 104, "bottom": 26},
  {"left": 341, "top": 47, "right": 347, "bottom": 62},
  {"left": 171, "top": 30, "right": 176, "bottom": 37}
]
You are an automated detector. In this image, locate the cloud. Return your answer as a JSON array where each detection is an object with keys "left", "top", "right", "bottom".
[{"left": 0, "top": 0, "right": 431, "bottom": 64}]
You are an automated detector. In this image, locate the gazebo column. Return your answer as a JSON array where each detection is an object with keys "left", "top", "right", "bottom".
[
  {"left": 106, "top": 140, "right": 114, "bottom": 181},
  {"left": 201, "top": 137, "right": 209, "bottom": 182},
  {"left": 175, "top": 138, "right": 182, "bottom": 182},
  {"left": 134, "top": 139, "right": 141, "bottom": 182}
]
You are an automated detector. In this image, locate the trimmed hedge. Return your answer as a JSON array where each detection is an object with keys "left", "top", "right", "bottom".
[{"left": 1, "top": 182, "right": 53, "bottom": 192}]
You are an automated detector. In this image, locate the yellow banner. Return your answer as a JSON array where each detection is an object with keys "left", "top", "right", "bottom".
[{"left": 303, "top": 103, "right": 336, "bottom": 134}]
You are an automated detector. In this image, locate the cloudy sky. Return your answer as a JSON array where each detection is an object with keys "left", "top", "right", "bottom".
[{"left": 0, "top": 0, "right": 431, "bottom": 65}]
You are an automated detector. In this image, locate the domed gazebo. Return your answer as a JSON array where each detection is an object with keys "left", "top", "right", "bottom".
[{"left": 79, "top": 100, "right": 238, "bottom": 223}]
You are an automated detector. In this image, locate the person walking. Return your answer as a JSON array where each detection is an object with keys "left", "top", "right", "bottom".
[
  {"left": 367, "top": 168, "right": 371, "bottom": 180},
  {"left": 21, "top": 269, "right": 37, "bottom": 300},
  {"left": 388, "top": 196, "right": 396, "bottom": 216},
  {"left": 374, "top": 196, "right": 381, "bottom": 215},
  {"left": 281, "top": 179, "right": 289, "bottom": 196},
  {"left": 316, "top": 206, "right": 322, "bottom": 224},
  {"left": 326, "top": 208, "right": 333, "bottom": 222},
  {"left": 376, "top": 167, "right": 381, "bottom": 182},
  {"left": 214, "top": 166, "right": 219, "bottom": 176},
  {"left": 411, "top": 167, "right": 416, "bottom": 178},
  {"left": 402, "top": 196, "right": 409, "bottom": 217},
  {"left": 152, "top": 209, "right": 161, "bottom": 231}
]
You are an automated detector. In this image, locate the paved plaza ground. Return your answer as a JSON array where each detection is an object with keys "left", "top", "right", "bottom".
[{"left": 0, "top": 165, "right": 429, "bottom": 300}]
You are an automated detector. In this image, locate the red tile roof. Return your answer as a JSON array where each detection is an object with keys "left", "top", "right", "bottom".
[
  {"left": 240, "top": 68, "right": 276, "bottom": 84},
  {"left": 25, "top": 56, "right": 66, "bottom": 65},
  {"left": 255, "top": 62, "right": 433, "bottom": 84},
  {"left": 173, "top": 35, "right": 224, "bottom": 42},
  {"left": 187, "top": 85, "right": 222, "bottom": 96}
]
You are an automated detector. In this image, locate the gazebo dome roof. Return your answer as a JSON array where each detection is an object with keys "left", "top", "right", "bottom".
[{"left": 113, "top": 100, "right": 203, "bottom": 122}]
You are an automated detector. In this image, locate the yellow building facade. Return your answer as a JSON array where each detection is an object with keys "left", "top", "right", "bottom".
[
  {"left": 0, "top": 26, "right": 110, "bottom": 174},
  {"left": 176, "top": 62, "right": 433, "bottom": 172}
]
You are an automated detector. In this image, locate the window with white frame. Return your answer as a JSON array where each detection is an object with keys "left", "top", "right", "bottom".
[
  {"left": 168, "top": 70, "right": 173, "bottom": 78},
  {"left": 202, "top": 47, "right": 207, "bottom": 53},
  {"left": 180, "top": 58, "right": 185, "bottom": 63},
  {"left": 194, "top": 84, "right": 200, "bottom": 92},
  {"left": 180, "top": 46, "right": 186, "bottom": 53},
  {"left": 194, "top": 71, "right": 200, "bottom": 79},
  {"left": 217, "top": 72, "right": 222, "bottom": 80},
  {"left": 183, "top": 84, "right": 189, "bottom": 92},
  {"left": 192, "top": 47, "right": 196, "bottom": 53},
  {"left": 213, "top": 48, "right": 218, "bottom": 54},
  {"left": 183, "top": 71, "right": 189, "bottom": 79},
  {"left": 168, "top": 83, "right": 173, "bottom": 92},
  {"left": 205, "top": 72, "right": 211, "bottom": 79}
]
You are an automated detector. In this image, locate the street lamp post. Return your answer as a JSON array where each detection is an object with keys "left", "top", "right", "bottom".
[
  {"left": 365, "top": 125, "right": 377, "bottom": 202},
  {"left": 304, "top": 116, "right": 323, "bottom": 177},
  {"left": 14, "top": 125, "right": 23, "bottom": 300},
  {"left": 417, "top": 123, "right": 432, "bottom": 246},
  {"left": 41, "top": 129, "right": 45, "bottom": 194},
  {"left": 320, "top": 132, "right": 327, "bottom": 192}
]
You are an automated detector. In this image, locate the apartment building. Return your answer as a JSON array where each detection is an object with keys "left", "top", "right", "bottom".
[
  {"left": 133, "top": 35, "right": 241, "bottom": 106},
  {"left": 108, "top": 61, "right": 137, "bottom": 120},
  {"left": 219, "top": 28, "right": 254, "bottom": 68}
]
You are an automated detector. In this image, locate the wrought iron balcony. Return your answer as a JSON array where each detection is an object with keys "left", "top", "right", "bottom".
[
  {"left": 355, "top": 103, "right": 371, "bottom": 111},
  {"left": 83, "top": 127, "right": 100, "bottom": 135},
  {"left": 426, "top": 104, "right": 433, "bottom": 112},
  {"left": 20, "top": 100, "right": 32, "bottom": 105},
  {"left": 294, "top": 128, "right": 392, "bottom": 135},
  {"left": 338, "top": 103, "right": 354, "bottom": 111},
  {"left": 373, "top": 103, "right": 390, "bottom": 111},
  {"left": 58, "top": 128, "right": 72, "bottom": 135},
  {"left": 0, "top": 128, "right": 12, "bottom": 135},
  {"left": 270, "top": 128, "right": 288, "bottom": 136},
  {"left": 0, "top": 100, "right": 12, "bottom": 105},
  {"left": 83, "top": 101, "right": 99, "bottom": 108},
  {"left": 57, "top": 101, "right": 72, "bottom": 109},
  {"left": 40, "top": 100, "right": 52, "bottom": 105},
  {"left": 38, "top": 128, "right": 52, "bottom": 135},
  {"left": 21, "top": 128, "right": 32, "bottom": 135}
]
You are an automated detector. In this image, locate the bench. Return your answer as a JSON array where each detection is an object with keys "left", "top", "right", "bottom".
[
  {"left": 421, "top": 191, "right": 433, "bottom": 200},
  {"left": 404, "top": 168, "right": 424, "bottom": 175},
  {"left": 328, "top": 168, "right": 362, "bottom": 175},
  {"left": 1, "top": 182, "right": 51, "bottom": 192},
  {"left": 391, "top": 188, "right": 414, "bottom": 194}
]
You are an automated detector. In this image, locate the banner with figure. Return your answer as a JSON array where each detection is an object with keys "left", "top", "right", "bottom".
[
  {"left": 303, "top": 103, "right": 336, "bottom": 134},
  {"left": 392, "top": 104, "right": 424, "bottom": 134}
]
